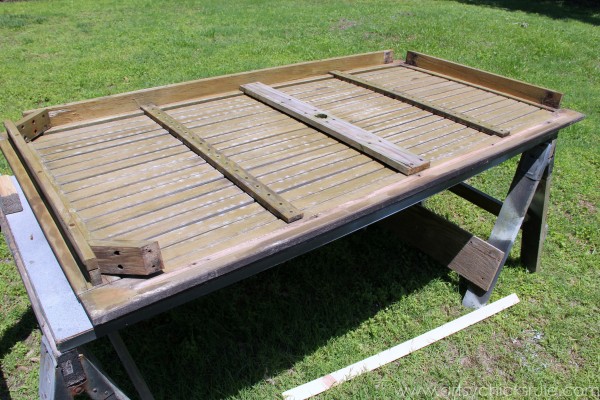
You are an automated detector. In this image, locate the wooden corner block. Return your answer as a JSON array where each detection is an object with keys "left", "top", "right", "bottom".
[
  {"left": 13, "top": 109, "right": 51, "bottom": 142},
  {"left": 89, "top": 240, "right": 164, "bottom": 276},
  {"left": 383, "top": 50, "right": 394, "bottom": 64},
  {"left": 0, "top": 176, "right": 23, "bottom": 214}
]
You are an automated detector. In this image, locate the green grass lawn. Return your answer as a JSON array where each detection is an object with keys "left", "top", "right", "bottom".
[{"left": 1, "top": 0, "right": 598, "bottom": 399}]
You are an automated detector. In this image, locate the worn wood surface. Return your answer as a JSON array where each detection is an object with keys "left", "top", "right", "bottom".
[
  {"left": 141, "top": 103, "right": 303, "bottom": 223},
  {"left": 78, "top": 107, "right": 583, "bottom": 324},
  {"left": 0, "top": 175, "right": 23, "bottom": 214},
  {"left": 241, "top": 82, "right": 429, "bottom": 175},
  {"left": 379, "top": 205, "right": 504, "bottom": 290},
  {"left": 330, "top": 70, "right": 510, "bottom": 137},
  {"left": 405, "top": 51, "right": 563, "bottom": 108}
]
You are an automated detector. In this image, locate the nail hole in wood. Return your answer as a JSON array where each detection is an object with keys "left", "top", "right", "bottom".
[
  {"left": 114, "top": 250, "right": 120, "bottom": 255},
  {"left": 314, "top": 113, "right": 328, "bottom": 119},
  {"left": 117, "top": 264, "right": 124, "bottom": 270}
]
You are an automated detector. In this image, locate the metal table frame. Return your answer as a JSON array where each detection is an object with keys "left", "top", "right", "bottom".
[{"left": 1, "top": 128, "right": 559, "bottom": 399}]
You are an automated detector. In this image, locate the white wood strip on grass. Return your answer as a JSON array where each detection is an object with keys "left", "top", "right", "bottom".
[{"left": 282, "top": 293, "right": 520, "bottom": 400}]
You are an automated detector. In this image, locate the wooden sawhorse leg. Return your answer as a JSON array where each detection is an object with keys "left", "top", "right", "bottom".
[{"left": 462, "top": 139, "right": 557, "bottom": 308}]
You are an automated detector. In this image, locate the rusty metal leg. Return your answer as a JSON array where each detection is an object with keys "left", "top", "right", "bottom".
[
  {"left": 462, "top": 139, "right": 556, "bottom": 309},
  {"left": 39, "top": 335, "right": 79, "bottom": 400},
  {"left": 39, "top": 334, "right": 130, "bottom": 400}
]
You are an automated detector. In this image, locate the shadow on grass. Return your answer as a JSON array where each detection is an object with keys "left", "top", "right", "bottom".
[
  {"left": 0, "top": 307, "right": 36, "bottom": 400},
  {"left": 450, "top": 0, "right": 600, "bottom": 25},
  {"left": 89, "top": 224, "right": 452, "bottom": 400}
]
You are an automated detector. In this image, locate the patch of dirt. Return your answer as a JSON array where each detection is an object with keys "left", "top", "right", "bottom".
[
  {"left": 578, "top": 199, "right": 597, "bottom": 214},
  {"left": 332, "top": 18, "right": 358, "bottom": 31}
]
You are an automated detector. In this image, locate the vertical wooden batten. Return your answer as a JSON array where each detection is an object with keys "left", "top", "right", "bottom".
[{"left": 141, "top": 104, "right": 304, "bottom": 223}]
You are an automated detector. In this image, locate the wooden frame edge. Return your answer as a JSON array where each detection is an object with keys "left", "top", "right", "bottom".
[
  {"left": 404, "top": 51, "right": 563, "bottom": 109},
  {"left": 3, "top": 120, "right": 102, "bottom": 285},
  {"left": 27, "top": 50, "right": 394, "bottom": 127},
  {"left": 0, "top": 132, "right": 91, "bottom": 293}
]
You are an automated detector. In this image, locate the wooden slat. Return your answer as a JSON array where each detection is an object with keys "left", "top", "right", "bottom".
[
  {"left": 77, "top": 166, "right": 219, "bottom": 219},
  {"left": 240, "top": 82, "right": 429, "bottom": 175},
  {"left": 60, "top": 147, "right": 189, "bottom": 191},
  {"left": 379, "top": 205, "right": 504, "bottom": 291},
  {"left": 163, "top": 215, "right": 283, "bottom": 268},
  {"left": 85, "top": 178, "right": 231, "bottom": 232},
  {"left": 34, "top": 116, "right": 156, "bottom": 152},
  {"left": 330, "top": 70, "right": 510, "bottom": 137},
  {"left": 91, "top": 184, "right": 240, "bottom": 238},
  {"left": 404, "top": 51, "right": 562, "bottom": 108},
  {"left": 152, "top": 203, "right": 266, "bottom": 248},
  {"left": 68, "top": 154, "right": 201, "bottom": 201},
  {"left": 141, "top": 104, "right": 302, "bottom": 223}
]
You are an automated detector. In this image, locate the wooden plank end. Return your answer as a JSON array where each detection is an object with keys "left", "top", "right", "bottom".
[
  {"left": 383, "top": 50, "right": 394, "bottom": 64},
  {"left": 11, "top": 109, "right": 51, "bottom": 142},
  {"left": 90, "top": 240, "right": 164, "bottom": 276},
  {"left": 0, "top": 176, "right": 24, "bottom": 214}
]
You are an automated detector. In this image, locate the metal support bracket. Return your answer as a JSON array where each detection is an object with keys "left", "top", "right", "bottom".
[
  {"left": 39, "top": 335, "right": 131, "bottom": 400},
  {"left": 462, "top": 139, "right": 557, "bottom": 308}
]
